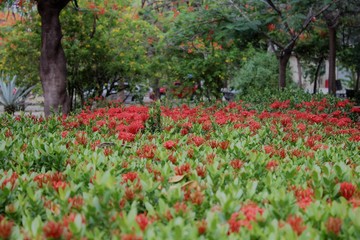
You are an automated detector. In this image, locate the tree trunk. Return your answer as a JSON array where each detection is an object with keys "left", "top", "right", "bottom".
[
  {"left": 154, "top": 78, "right": 160, "bottom": 100},
  {"left": 279, "top": 53, "right": 291, "bottom": 89},
  {"left": 313, "top": 58, "right": 323, "bottom": 94},
  {"left": 296, "top": 56, "right": 302, "bottom": 88},
  {"left": 328, "top": 27, "right": 337, "bottom": 96},
  {"left": 278, "top": 43, "right": 295, "bottom": 89},
  {"left": 37, "top": 0, "right": 70, "bottom": 116},
  {"left": 355, "top": 70, "right": 360, "bottom": 92}
]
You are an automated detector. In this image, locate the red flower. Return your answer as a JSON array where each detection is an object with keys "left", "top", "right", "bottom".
[
  {"left": 62, "top": 213, "right": 86, "bottom": 227},
  {"left": 230, "top": 159, "right": 243, "bottom": 170},
  {"left": 121, "top": 234, "right": 143, "bottom": 240},
  {"left": 287, "top": 215, "right": 306, "bottom": 236},
  {"left": 227, "top": 203, "right": 263, "bottom": 234},
  {"left": 136, "top": 144, "right": 157, "bottom": 159},
  {"left": 326, "top": 217, "right": 342, "bottom": 236},
  {"left": 103, "top": 148, "right": 113, "bottom": 156},
  {"left": 68, "top": 196, "right": 84, "bottom": 210},
  {"left": 336, "top": 99, "right": 350, "bottom": 108},
  {"left": 196, "top": 166, "right": 206, "bottom": 178},
  {"left": 339, "top": 182, "right": 356, "bottom": 200},
  {"left": 180, "top": 128, "right": 189, "bottom": 135},
  {"left": 241, "top": 203, "right": 264, "bottom": 221},
  {"left": 191, "top": 189, "right": 204, "bottom": 205},
  {"left": 75, "top": 131, "right": 87, "bottom": 146},
  {"left": 118, "top": 132, "right": 135, "bottom": 142},
  {"left": 351, "top": 107, "right": 360, "bottom": 113},
  {"left": 267, "top": 23, "right": 276, "bottom": 32},
  {"left": 188, "top": 136, "right": 205, "bottom": 147},
  {"left": 197, "top": 220, "right": 207, "bottom": 235},
  {"left": 128, "top": 121, "right": 144, "bottom": 134},
  {"left": 175, "top": 163, "right": 191, "bottom": 175},
  {"left": 297, "top": 123, "right": 306, "bottom": 132},
  {"left": 293, "top": 187, "right": 314, "bottom": 209},
  {"left": 0, "top": 218, "right": 14, "bottom": 239},
  {"left": 266, "top": 160, "right": 278, "bottom": 170},
  {"left": 174, "top": 202, "right": 187, "bottom": 214},
  {"left": 61, "top": 131, "right": 69, "bottom": 138},
  {"left": 122, "top": 172, "right": 138, "bottom": 183},
  {"left": 43, "top": 221, "right": 64, "bottom": 239},
  {"left": 219, "top": 140, "right": 230, "bottom": 150},
  {"left": 52, "top": 181, "right": 67, "bottom": 192},
  {"left": 135, "top": 213, "right": 149, "bottom": 231},
  {"left": 164, "top": 140, "right": 177, "bottom": 149}
]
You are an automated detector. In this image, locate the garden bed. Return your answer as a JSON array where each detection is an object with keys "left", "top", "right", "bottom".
[{"left": 1, "top": 98, "right": 360, "bottom": 239}]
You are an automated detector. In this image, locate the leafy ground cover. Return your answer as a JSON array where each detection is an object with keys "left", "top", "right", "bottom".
[{"left": 1, "top": 97, "right": 360, "bottom": 239}]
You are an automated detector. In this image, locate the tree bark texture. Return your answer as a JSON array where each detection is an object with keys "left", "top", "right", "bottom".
[
  {"left": 313, "top": 58, "right": 323, "bottom": 94},
  {"left": 328, "top": 27, "right": 337, "bottom": 96},
  {"left": 37, "top": 0, "right": 70, "bottom": 116},
  {"left": 296, "top": 56, "right": 302, "bottom": 88},
  {"left": 278, "top": 47, "right": 292, "bottom": 89}
]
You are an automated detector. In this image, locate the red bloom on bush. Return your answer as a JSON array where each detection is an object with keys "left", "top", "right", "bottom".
[
  {"left": 174, "top": 202, "right": 188, "bottom": 214},
  {"left": 118, "top": 132, "right": 135, "bottom": 142},
  {"left": 128, "top": 121, "right": 145, "bottom": 134},
  {"left": 219, "top": 140, "right": 230, "bottom": 150},
  {"left": 43, "top": 221, "right": 65, "bottom": 239},
  {"left": 230, "top": 159, "right": 243, "bottom": 170},
  {"left": 61, "top": 131, "right": 69, "bottom": 138},
  {"left": 75, "top": 131, "right": 87, "bottom": 146},
  {"left": 136, "top": 144, "right": 157, "bottom": 159},
  {"left": 266, "top": 160, "right": 278, "bottom": 171},
  {"left": 1, "top": 172, "right": 18, "bottom": 190},
  {"left": 196, "top": 165, "right": 206, "bottom": 178},
  {"left": 297, "top": 123, "right": 306, "bottom": 132},
  {"left": 287, "top": 215, "right": 306, "bottom": 236},
  {"left": 68, "top": 196, "right": 84, "bottom": 210},
  {"left": 164, "top": 140, "right": 177, "bottom": 149},
  {"left": 241, "top": 203, "right": 264, "bottom": 221},
  {"left": 121, "top": 234, "right": 143, "bottom": 240},
  {"left": 326, "top": 217, "right": 342, "bottom": 236},
  {"left": 351, "top": 107, "right": 360, "bottom": 113},
  {"left": 122, "top": 172, "right": 138, "bottom": 183},
  {"left": 336, "top": 99, "right": 350, "bottom": 108},
  {"left": 227, "top": 203, "right": 264, "bottom": 233},
  {"left": 188, "top": 136, "right": 205, "bottom": 147},
  {"left": 103, "top": 148, "right": 113, "bottom": 156},
  {"left": 0, "top": 218, "right": 14, "bottom": 239},
  {"left": 62, "top": 213, "right": 86, "bottom": 227},
  {"left": 293, "top": 187, "right": 314, "bottom": 209},
  {"left": 339, "top": 182, "right": 356, "bottom": 200},
  {"left": 52, "top": 181, "right": 67, "bottom": 192},
  {"left": 180, "top": 128, "right": 189, "bottom": 135},
  {"left": 135, "top": 213, "right": 149, "bottom": 231},
  {"left": 175, "top": 163, "right": 191, "bottom": 175},
  {"left": 197, "top": 220, "right": 207, "bottom": 235}
]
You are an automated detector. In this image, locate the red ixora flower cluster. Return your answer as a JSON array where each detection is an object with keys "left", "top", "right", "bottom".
[
  {"left": 286, "top": 215, "right": 306, "bottom": 236},
  {"left": 228, "top": 203, "right": 264, "bottom": 233},
  {"left": 0, "top": 216, "right": 14, "bottom": 239},
  {"left": 33, "top": 172, "right": 66, "bottom": 189},
  {"left": 122, "top": 172, "right": 139, "bottom": 183},
  {"left": 339, "top": 182, "right": 357, "bottom": 200},
  {"left": 291, "top": 186, "right": 314, "bottom": 209}
]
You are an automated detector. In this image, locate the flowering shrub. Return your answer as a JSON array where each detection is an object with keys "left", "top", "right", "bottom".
[{"left": 0, "top": 97, "right": 360, "bottom": 239}]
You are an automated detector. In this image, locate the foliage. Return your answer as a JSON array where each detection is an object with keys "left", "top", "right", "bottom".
[
  {"left": 0, "top": 0, "right": 161, "bottom": 107},
  {"left": 0, "top": 11, "right": 41, "bottom": 88},
  {"left": 153, "top": 2, "right": 242, "bottom": 99},
  {"left": 61, "top": 1, "right": 161, "bottom": 100},
  {"left": 0, "top": 73, "right": 34, "bottom": 114},
  {"left": 231, "top": 48, "right": 283, "bottom": 95}
]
